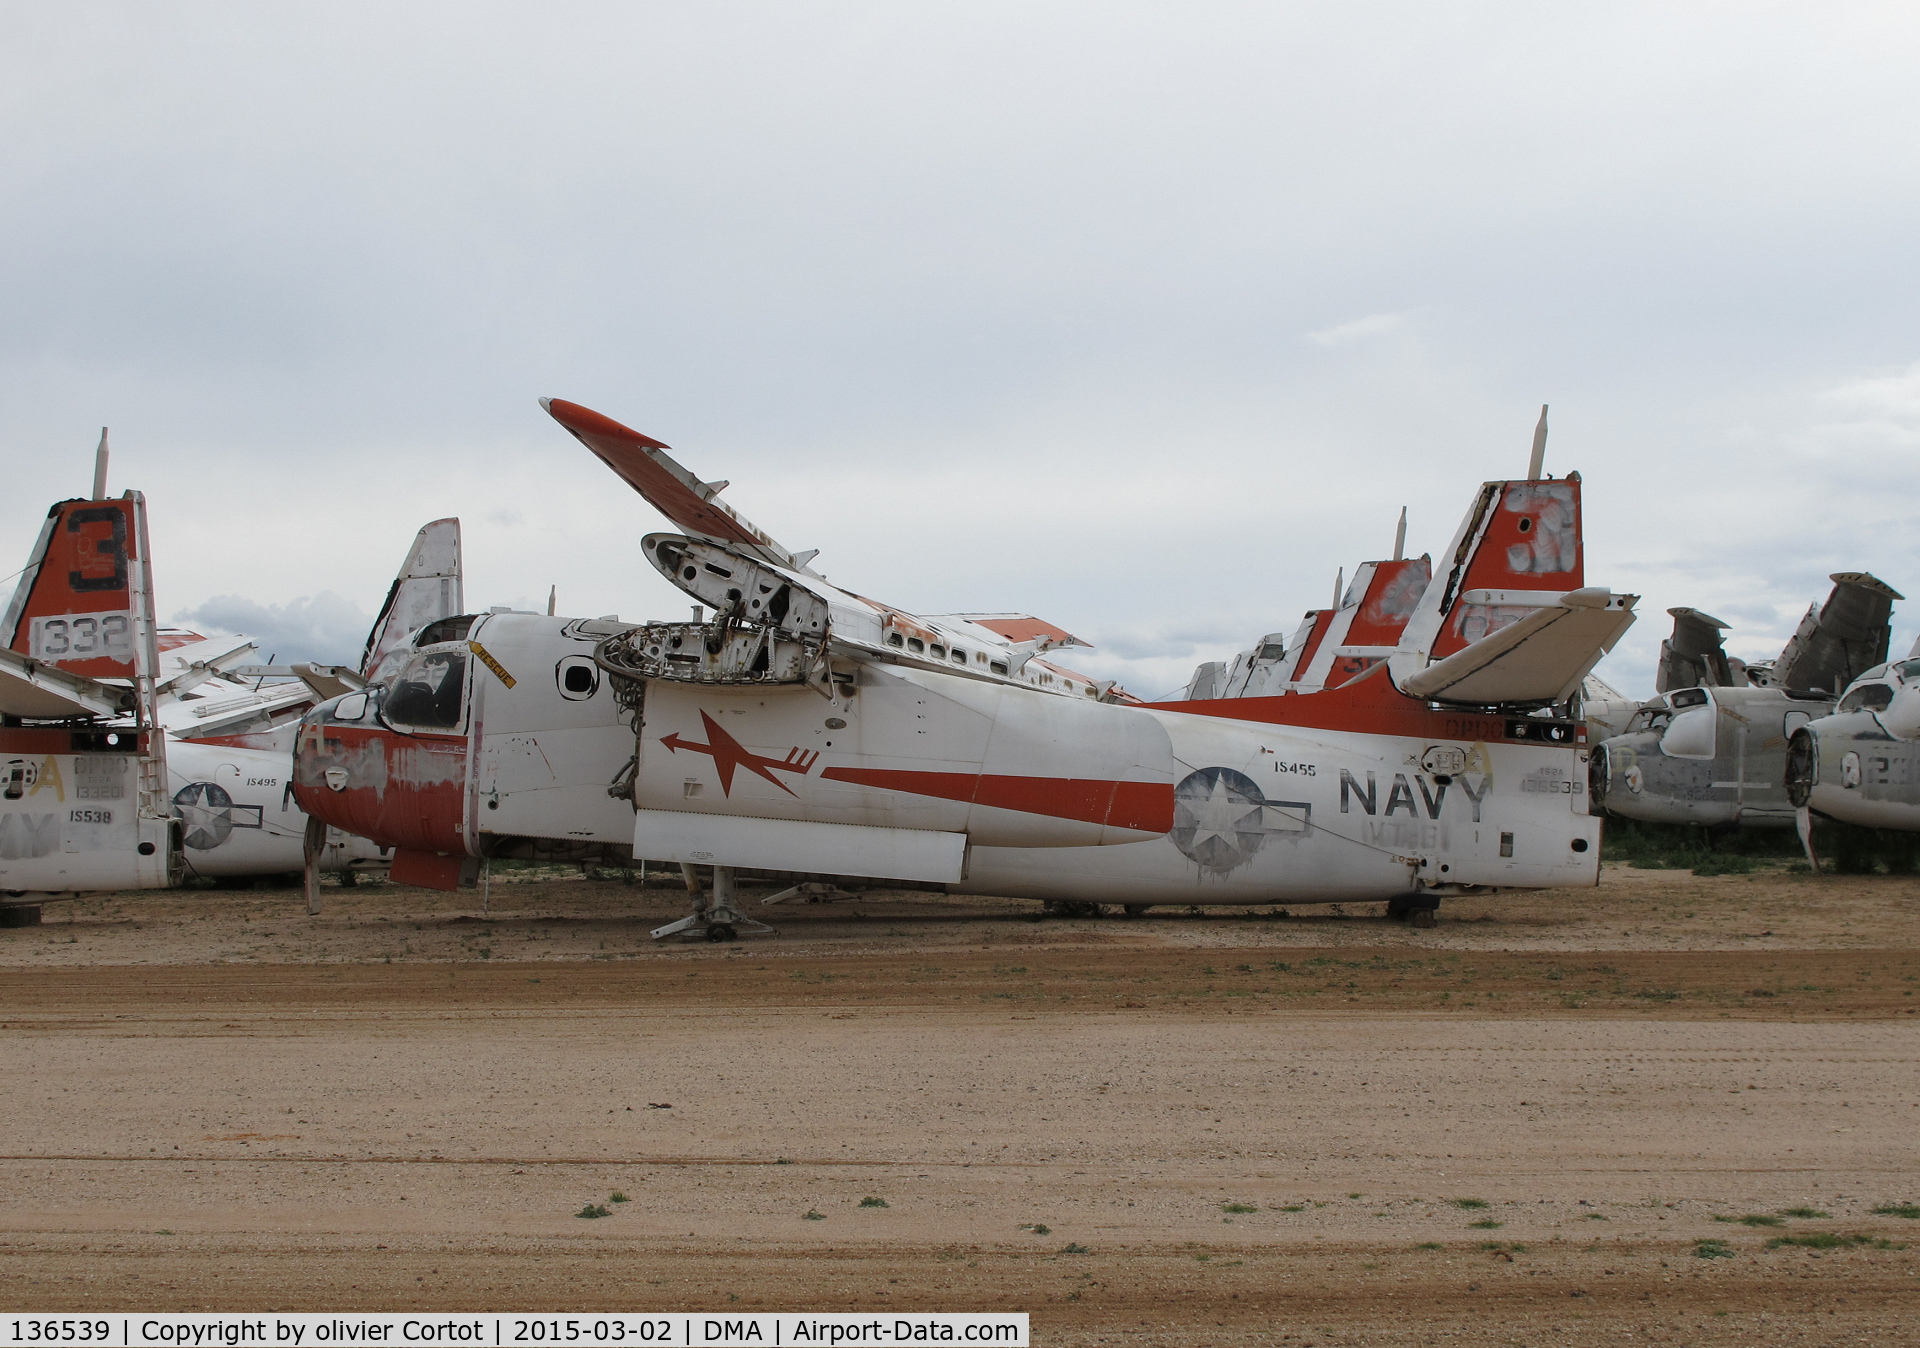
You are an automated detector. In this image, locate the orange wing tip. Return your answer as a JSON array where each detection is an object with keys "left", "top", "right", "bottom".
[{"left": 541, "top": 397, "right": 672, "bottom": 451}]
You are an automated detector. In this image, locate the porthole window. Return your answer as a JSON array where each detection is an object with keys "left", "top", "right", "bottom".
[
  {"left": 952, "top": 649, "right": 966, "bottom": 664},
  {"left": 887, "top": 632, "right": 905, "bottom": 648},
  {"left": 556, "top": 654, "right": 599, "bottom": 700},
  {"left": 930, "top": 644, "right": 946, "bottom": 658},
  {"left": 990, "top": 660, "right": 1009, "bottom": 675},
  {"left": 907, "top": 638, "right": 925, "bottom": 653}
]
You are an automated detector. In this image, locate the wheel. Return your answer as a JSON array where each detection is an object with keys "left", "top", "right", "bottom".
[
  {"left": 1409, "top": 909, "right": 1438, "bottom": 929},
  {"left": 705, "top": 923, "right": 737, "bottom": 942},
  {"left": 1386, "top": 897, "right": 1412, "bottom": 921}
]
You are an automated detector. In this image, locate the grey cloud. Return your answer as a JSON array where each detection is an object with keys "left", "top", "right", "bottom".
[{"left": 174, "top": 592, "right": 371, "bottom": 667}]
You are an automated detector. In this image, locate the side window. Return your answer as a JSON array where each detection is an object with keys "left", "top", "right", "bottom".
[
  {"left": 556, "top": 654, "right": 599, "bottom": 700},
  {"left": 385, "top": 650, "right": 468, "bottom": 730},
  {"left": 1783, "top": 710, "right": 1812, "bottom": 737}
]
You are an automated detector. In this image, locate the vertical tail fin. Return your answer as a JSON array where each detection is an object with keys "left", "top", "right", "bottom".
[
  {"left": 1396, "top": 474, "right": 1585, "bottom": 666},
  {"left": 360, "top": 519, "right": 463, "bottom": 678},
  {"left": 2, "top": 495, "right": 156, "bottom": 685}
]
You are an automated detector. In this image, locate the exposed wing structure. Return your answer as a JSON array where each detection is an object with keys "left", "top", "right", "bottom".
[
  {"left": 1656, "top": 607, "right": 1736, "bottom": 692},
  {"left": 1772, "top": 572, "right": 1901, "bottom": 694}
]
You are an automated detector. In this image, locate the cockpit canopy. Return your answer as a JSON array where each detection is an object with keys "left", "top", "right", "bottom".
[{"left": 379, "top": 646, "right": 468, "bottom": 731}]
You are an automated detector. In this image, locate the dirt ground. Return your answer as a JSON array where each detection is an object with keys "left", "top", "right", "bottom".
[{"left": 3, "top": 861, "right": 1918, "bottom": 1345}]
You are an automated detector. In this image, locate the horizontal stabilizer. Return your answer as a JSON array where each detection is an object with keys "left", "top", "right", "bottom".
[
  {"left": 1396, "top": 588, "right": 1636, "bottom": 705},
  {"left": 542, "top": 399, "right": 806, "bottom": 572},
  {"left": 0, "top": 646, "right": 134, "bottom": 719}
]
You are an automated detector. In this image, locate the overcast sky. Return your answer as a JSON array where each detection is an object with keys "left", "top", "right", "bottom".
[{"left": 4, "top": 3, "right": 1918, "bottom": 696}]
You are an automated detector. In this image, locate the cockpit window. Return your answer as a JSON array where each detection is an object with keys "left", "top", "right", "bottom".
[
  {"left": 1838, "top": 682, "right": 1894, "bottom": 714},
  {"left": 383, "top": 650, "right": 468, "bottom": 729},
  {"left": 1899, "top": 658, "right": 1920, "bottom": 682},
  {"left": 1627, "top": 707, "right": 1671, "bottom": 734},
  {"left": 1668, "top": 688, "right": 1709, "bottom": 709}
]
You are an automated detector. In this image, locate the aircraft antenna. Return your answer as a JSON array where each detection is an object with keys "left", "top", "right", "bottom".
[
  {"left": 1392, "top": 507, "right": 1407, "bottom": 562},
  {"left": 91, "top": 428, "right": 109, "bottom": 500},
  {"left": 1526, "top": 404, "right": 1548, "bottom": 480},
  {"left": 547, "top": 585, "right": 556, "bottom": 616},
  {"left": 1333, "top": 567, "right": 1344, "bottom": 609}
]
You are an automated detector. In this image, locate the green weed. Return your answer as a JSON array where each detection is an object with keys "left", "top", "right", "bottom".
[
  {"left": 1871, "top": 1203, "right": 1920, "bottom": 1219},
  {"left": 1451, "top": 1198, "right": 1491, "bottom": 1210},
  {"left": 1693, "top": 1239, "right": 1736, "bottom": 1259},
  {"left": 859, "top": 1197, "right": 889, "bottom": 1209},
  {"left": 576, "top": 1204, "right": 611, "bottom": 1219},
  {"left": 1221, "top": 1202, "right": 1257, "bottom": 1214}
]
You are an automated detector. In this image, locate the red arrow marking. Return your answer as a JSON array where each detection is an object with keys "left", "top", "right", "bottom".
[{"left": 661, "top": 711, "right": 819, "bottom": 797}]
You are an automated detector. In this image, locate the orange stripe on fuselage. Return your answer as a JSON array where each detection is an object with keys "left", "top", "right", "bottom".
[
  {"left": 1147, "top": 661, "right": 1527, "bottom": 745},
  {"left": 819, "top": 767, "right": 1174, "bottom": 834}
]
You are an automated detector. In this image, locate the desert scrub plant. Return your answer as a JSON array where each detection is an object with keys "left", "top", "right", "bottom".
[
  {"left": 802, "top": 1210, "right": 826, "bottom": 1221},
  {"left": 1060, "top": 1243, "right": 1090, "bottom": 1254},
  {"left": 1871, "top": 1203, "right": 1920, "bottom": 1219},
  {"left": 576, "top": 1203, "right": 611, "bottom": 1219},
  {"left": 1221, "top": 1202, "right": 1257, "bottom": 1214},
  {"left": 1450, "top": 1198, "right": 1491, "bottom": 1210},
  {"left": 1713, "top": 1214, "right": 1783, "bottom": 1227},
  {"left": 1468, "top": 1220, "right": 1505, "bottom": 1230},
  {"left": 1693, "top": 1239, "right": 1736, "bottom": 1259},
  {"left": 608, "top": 1191, "right": 630, "bottom": 1204},
  {"left": 859, "top": 1197, "right": 889, "bottom": 1208},
  {"left": 1778, "top": 1206, "right": 1830, "bottom": 1219}
]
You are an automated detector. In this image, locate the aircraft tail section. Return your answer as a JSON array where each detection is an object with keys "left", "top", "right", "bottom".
[
  {"left": 1770, "top": 572, "right": 1901, "bottom": 694},
  {"left": 361, "top": 518, "right": 463, "bottom": 678},
  {"left": 1390, "top": 470, "right": 1635, "bottom": 706},
  {"left": 0, "top": 493, "right": 163, "bottom": 717}
]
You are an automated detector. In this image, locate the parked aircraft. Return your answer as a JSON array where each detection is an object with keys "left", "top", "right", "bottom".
[
  {"left": 1592, "top": 575, "right": 1899, "bottom": 830},
  {"left": 1785, "top": 645, "right": 1920, "bottom": 849},
  {"left": 290, "top": 400, "right": 1635, "bottom": 936},
  {"left": 0, "top": 436, "right": 454, "bottom": 913}
]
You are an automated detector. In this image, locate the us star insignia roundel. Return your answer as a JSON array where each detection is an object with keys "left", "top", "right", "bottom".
[{"left": 1169, "top": 766, "right": 1298, "bottom": 874}]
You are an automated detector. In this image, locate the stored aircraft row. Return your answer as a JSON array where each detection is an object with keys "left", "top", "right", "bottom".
[{"left": 12, "top": 402, "right": 1916, "bottom": 930}]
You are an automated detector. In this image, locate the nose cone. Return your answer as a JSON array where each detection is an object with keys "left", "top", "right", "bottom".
[{"left": 290, "top": 688, "right": 470, "bottom": 856}]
